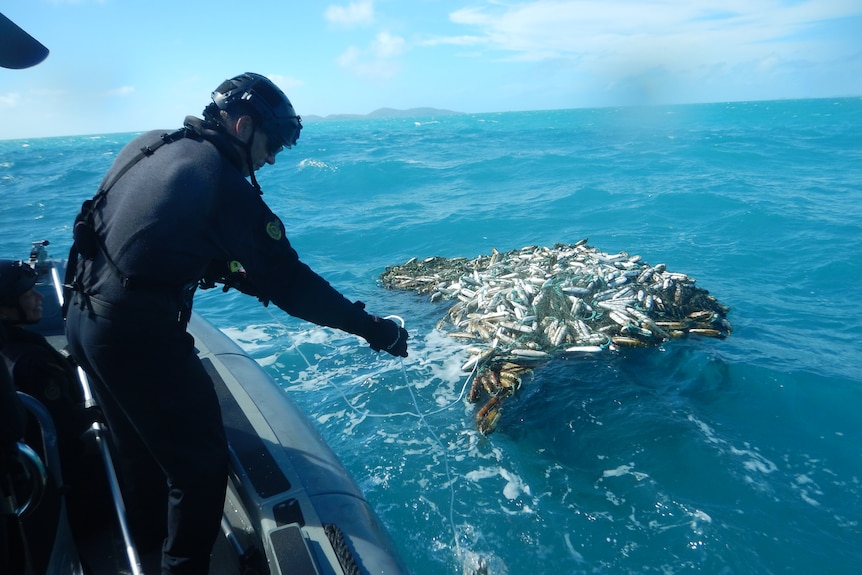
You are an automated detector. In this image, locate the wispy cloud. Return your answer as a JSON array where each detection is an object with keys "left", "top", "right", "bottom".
[
  {"left": 444, "top": 0, "right": 862, "bottom": 67},
  {"left": 268, "top": 74, "right": 305, "bottom": 93},
  {"left": 106, "top": 86, "right": 135, "bottom": 98},
  {"left": 371, "top": 31, "right": 406, "bottom": 59},
  {"left": 419, "top": 35, "right": 488, "bottom": 48},
  {"left": 325, "top": 0, "right": 375, "bottom": 28},
  {"left": 0, "top": 93, "right": 22, "bottom": 108},
  {"left": 337, "top": 31, "right": 407, "bottom": 80}
]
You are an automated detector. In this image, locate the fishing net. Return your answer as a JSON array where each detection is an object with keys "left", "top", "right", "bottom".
[{"left": 381, "top": 240, "right": 731, "bottom": 434}]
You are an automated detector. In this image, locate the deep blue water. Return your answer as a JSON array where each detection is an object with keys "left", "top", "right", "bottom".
[{"left": 2, "top": 98, "right": 861, "bottom": 574}]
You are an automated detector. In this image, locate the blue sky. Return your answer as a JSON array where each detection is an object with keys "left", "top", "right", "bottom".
[{"left": 2, "top": 0, "right": 861, "bottom": 139}]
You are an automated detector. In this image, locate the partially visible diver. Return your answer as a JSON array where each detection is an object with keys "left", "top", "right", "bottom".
[
  {"left": 0, "top": 260, "right": 94, "bottom": 450},
  {"left": 0, "top": 259, "right": 105, "bottom": 574}
]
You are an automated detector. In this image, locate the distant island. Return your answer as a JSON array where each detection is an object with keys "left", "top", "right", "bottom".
[{"left": 302, "top": 107, "right": 461, "bottom": 122}]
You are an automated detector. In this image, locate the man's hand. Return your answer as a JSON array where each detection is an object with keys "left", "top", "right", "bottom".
[{"left": 365, "top": 315, "right": 409, "bottom": 357}]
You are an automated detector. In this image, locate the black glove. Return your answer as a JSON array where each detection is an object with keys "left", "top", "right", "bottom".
[{"left": 364, "top": 315, "right": 409, "bottom": 357}]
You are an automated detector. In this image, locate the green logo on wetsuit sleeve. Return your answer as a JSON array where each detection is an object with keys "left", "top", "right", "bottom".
[{"left": 265, "top": 219, "right": 284, "bottom": 241}]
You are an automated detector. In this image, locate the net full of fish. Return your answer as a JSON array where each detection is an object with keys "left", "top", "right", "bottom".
[{"left": 380, "top": 240, "right": 732, "bottom": 434}]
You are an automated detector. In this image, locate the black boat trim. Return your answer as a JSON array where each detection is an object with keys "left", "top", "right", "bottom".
[{"left": 203, "top": 357, "right": 293, "bottom": 499}]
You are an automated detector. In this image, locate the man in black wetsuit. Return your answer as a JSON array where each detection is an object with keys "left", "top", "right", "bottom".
[{"left": 64, "top": 72, "right": 409, "bottom": 575}]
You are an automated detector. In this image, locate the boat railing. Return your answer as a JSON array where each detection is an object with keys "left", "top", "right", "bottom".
[{"left": 9, "top": 436, "right": 48, "bottom": 518}]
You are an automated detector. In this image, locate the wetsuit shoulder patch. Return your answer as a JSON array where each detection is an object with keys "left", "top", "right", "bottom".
[{"left": 265, "top": 218, "right": 284, "bottom": 241}]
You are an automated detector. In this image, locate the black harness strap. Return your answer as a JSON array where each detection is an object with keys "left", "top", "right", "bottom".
[{"left": 62, "top": 128, "right": 191, "bottom": 317}]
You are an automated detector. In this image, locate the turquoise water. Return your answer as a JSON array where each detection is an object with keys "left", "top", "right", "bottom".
[{"left": 2, "top": 98, "right": 861, "bottom": 574}]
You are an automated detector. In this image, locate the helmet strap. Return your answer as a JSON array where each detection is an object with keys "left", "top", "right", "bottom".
[
  {"left": 245, "top": 130, "right": 262, "bottom": 194},
  {"left": 205, "top": 112, "right": 263, "bottom": 194}
]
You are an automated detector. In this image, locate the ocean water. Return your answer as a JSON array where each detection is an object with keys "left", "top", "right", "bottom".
[{"left": 2, "top": 98, "right": 862, "bottom": 574}]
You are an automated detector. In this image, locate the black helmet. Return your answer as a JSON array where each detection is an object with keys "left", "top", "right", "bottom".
[
  {"left": 211, "top": 72, "right": 302, "bottom": 148},
  {"left": 0, "top": 260, "right": 37, "bottom": 307}
]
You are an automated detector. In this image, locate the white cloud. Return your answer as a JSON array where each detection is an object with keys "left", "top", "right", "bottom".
[
  {"left": 335, "top": 46, "right": 359, "bottom": 70},
  {"left": 324, "top": 0, "right": 375, "bottom": 28},
  {"left": 106, "top": 86, "right": 135, "bottom": 98},
  {"left": 445, "top": 0, "right": 862, "bottom": 67},
  {"left": 371, "top": 32, "right": 406, "bottom": 59},
  {"left": 336, "top": 32, "right": 407, "bottom": 81},
  {"left": 419, "top": 35, "right": 488, "bottom": 48},
  {"left": 0, "top": 93, "right": 22, "bottom": 108},
  {"left": 268, "top": 74, "right": 305, "bottom": 93},
  {"left": 416, "top": 0, "right": 862, "bottom": 107}
]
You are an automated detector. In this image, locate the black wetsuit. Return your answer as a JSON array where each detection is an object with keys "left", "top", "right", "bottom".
[
  {"left": 0, "top": 323, "right": 90, "bottom": 451},
  {"left": 0, "top": 322, "right": 105, "bottom": 573},
  {"left": 64, "top": 116, "right": 386, "bottom": 575}
]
